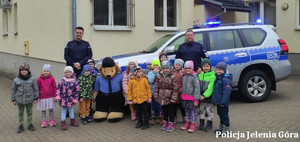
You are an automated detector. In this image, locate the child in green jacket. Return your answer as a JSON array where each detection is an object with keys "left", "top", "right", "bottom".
[{"left": 198, "top": 58, "right": 216, "bottom": 132}]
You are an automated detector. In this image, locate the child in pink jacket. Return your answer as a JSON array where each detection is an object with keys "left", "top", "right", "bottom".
[
  {"left": 56, "top": 66, "right": 80, "bottom": 130},
  {"left": 37, "top": 64, "right": 57, "bottom": 128}
]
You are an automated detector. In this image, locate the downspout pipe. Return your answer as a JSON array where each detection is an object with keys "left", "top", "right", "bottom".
[{"left": 72, "top": 0, "right": 77, "bottom": 40}]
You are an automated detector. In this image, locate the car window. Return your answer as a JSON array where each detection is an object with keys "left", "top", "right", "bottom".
[
  {"left": 170, "top": 35, "right": 185, "bottom": 52},
  {"left": 233, "top": 30, "right": 243, "bottom": 48},
  {"left": 144, "top": 34, "right": 175, "bottom": 53},
  {"left": 240, "top": 28, "right": 266, "bottom": 46},
  {"left": 208, "top": 30, "right": 236, "bottom": 51},
  {"left": 170, "top": 32, "right": 204, "bottom": 52},
  {"left": 194, "top": 32, "right": 204, "bottom": 45}
]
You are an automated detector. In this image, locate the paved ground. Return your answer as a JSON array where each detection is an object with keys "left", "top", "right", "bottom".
[{"left": 0, "top": 75, "right": 299, "bottom": 142}]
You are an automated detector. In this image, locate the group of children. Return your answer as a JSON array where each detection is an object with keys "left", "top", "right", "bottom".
[
  {"left": 10, "top": 53, "right": 232, "bottom": 134},
  {"left": 11, "top": 59, "right": 98, "bottom": 133},
  {"left": 124, "top": 52, "right": 232, "bottom": 133}
]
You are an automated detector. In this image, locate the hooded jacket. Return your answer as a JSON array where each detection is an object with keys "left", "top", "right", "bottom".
[
  {"left": 56, "top": 75, "right": 80, "bottom": 107},
  {"left": 127, "top": 76, "right": 151, "bottom": 104},
  {"left": 181, "top": 72, "right": 200, "bottom": 101},
  {"left": 198, "top": 70, "right": 215, "bottom": 103},
  {"left": 212, "top": 73, "right": 232, "bottom": 107},
  {"left": 172, "top": 68, "right": 184, "bottom": 103},
  {"left": 37, "top": 74, "right": 57, "bottom": 99},
  {"left": 154, "top": 71, "right": 178, "bottom": 106},
  {"left": 78, "top": 74, "right": 96, "bottom": 99},
  {"left": 11, "top": 76, "right": 39, "bottom": 104}
]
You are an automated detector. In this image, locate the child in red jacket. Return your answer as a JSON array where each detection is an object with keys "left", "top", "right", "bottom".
[{"left": 37, "top": 64, "right": 57, "bottom": 128}]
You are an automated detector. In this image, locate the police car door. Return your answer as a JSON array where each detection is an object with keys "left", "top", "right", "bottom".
[{"left": 207, "top": 30, "right": 251, "bottom": 85}]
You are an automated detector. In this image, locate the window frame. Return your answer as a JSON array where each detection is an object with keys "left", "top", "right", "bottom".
[
  {"left": 93, "top": 0, "right": 134, "bottom": 31},
  {"left": 154, "top": 0, "right": 178, "bottom": 31},
  {"left": 2, "top": 9, "right": 8, "bottom": 36}
]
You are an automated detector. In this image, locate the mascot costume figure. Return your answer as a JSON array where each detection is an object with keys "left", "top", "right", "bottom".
[{"left": 93, "top": 57, "right": 124, "bottom": 122}]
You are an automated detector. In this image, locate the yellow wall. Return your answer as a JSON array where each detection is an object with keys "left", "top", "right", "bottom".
[
  {"left": 276, "top": 0, "right": 300, "bottom": 53},
  {"left": 0, "top": 0, "right": 253, "bottom": 64}
]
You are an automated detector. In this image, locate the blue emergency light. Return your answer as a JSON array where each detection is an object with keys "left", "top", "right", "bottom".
[
  {"left": 202, "top": 20, "right": 221, "bottom": 26},
  {"left": 256, "top": 19, "right": 262, "bottom": 24}
]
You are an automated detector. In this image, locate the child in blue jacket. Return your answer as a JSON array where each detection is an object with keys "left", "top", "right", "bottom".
[{"left": 212, "top": 62, "right": 232, "bottom": 134}]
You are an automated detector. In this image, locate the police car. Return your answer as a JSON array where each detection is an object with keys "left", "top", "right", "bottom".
[{"left": 98, "top": 21, "right": 291, "bottom": 102}]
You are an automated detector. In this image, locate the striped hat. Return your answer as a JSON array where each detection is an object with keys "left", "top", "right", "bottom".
[{"left": 184, "top": 60, "right": 194, "bottom": 69}]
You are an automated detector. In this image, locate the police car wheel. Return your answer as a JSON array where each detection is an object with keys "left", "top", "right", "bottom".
[{"left": 239, "top": 70, "right": 271, "bottom": 102}]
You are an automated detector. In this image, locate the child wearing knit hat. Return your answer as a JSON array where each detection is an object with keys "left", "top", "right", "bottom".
[
  {"left": 159, "top": 52, "right": 168, "bottom": 63},
  {"left": 142, "top": 58, "right": 153, "bottom": 78},
  {"left": 212, "top": 61, "right": 232, "bottom": 134},
  {"left": 147, "top": 59, "right": 163, "bottom": 125},
  {"left": 78, "top": 64, "right": 96, "bottom": 124},
  {"left": 37, "top": 64, "right": 57, "bottom": 128},
  {"left": 172, "top": 59, "right": 186, "bottom": 123},
  {"left": 11, "top": 63, "right": 39, "bottom": 133},
  {"left": 154, "top": 60, "right": 178, "bottom": 132},
  {"left": 55, "top": 66, "right": 80, "bottom": 130},
  {"left": 181, "top": 60, "right": 200, "bottom": 133},
  {"left": 127, "top": 65, "right": 152, "bottom": 130},
  {"left": 123, "top": 59, "right": 138, "bottom": 120},
  {"left": 198, "top": 58, "right": 216, "bottom": 132}
]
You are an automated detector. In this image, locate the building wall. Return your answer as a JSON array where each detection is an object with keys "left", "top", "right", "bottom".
[{"left": 276, "top": 0, "right": 300, "bottom": 53}]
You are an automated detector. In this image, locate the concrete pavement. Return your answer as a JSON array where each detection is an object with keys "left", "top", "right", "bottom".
[{"left": 0, "top": 75, "right": 299, "bottom": 142}]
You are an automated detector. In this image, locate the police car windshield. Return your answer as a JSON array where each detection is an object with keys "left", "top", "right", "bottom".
[{"left": 143, "top": 34, "right": 175, "bottom": 53}]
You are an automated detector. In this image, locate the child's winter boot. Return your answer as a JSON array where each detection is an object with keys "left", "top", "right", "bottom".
[
  {"left": 17, "top": 125, "right": 24, "bottom": 133},
  {"left": 41, "top": 120, "right": 47, "bottom": 128},
  {"left": 181, "top": 121, "right": 190, "bottom": 130},
  {"left": 166, "top": 122, "right": 175, "bottom": 132},
  {"left": 204, "top": 120, "right": 213, "bottom": 132},
  {"left": 160, "top": 120, "right": 168, "bottom": 131},
  {"left": 159, "top": 115, "right": 163, "bottom": 125},
  {"left": 70, "top": 119, "right": 79, "bottom": 127},
  {"left": 49, "top": 119, "right": 56, "bottom": 127},
  {"left": 198, "top": 119, "right": 205, "bottom": 130},
  {"left": 188, "top": 122, "right": 196, "bottom": 133},
  {"left": 61, "top": 121, "right": 67, "bottom": 130},
  {"left": 149, "top": 116, "right": 155, "bottom": 125}
]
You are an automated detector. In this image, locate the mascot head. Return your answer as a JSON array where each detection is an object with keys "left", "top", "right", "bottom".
[{"left": 98, "top": 57, "right": 120, "bottom": 79}]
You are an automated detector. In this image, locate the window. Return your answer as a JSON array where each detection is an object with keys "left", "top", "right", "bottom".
[
  {"left": 297, "top": 0, "right": 300, "bottom": 29},
  {"left": 208, "top": 30, "right": 242, "bottom": 51},
  {"left": 155, "top": 0, "right": 177, "bottom": 30},
  {"left": 14, "top": 3, "right": 18, "bottom": 35},
  {"left": 2, "top": 9, "right": 8, "bottom": 36},
  {"left": 240, "top": 29, "right": 266, "bottom": 46},
  {"left": 94, "top": 0, "right": 135, "bottom": 30}
]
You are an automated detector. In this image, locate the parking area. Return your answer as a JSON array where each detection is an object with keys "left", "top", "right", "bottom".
[{"left": 0, "top": 75, "right": 299, "bottom": 142}]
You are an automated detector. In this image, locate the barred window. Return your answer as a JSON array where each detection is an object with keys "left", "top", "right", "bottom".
[
  {"left": 155, "top": 0, "right": 177, "bottom": 29},
  {"left": 94, "top": 0, "right": 135, "bottom": 30}
]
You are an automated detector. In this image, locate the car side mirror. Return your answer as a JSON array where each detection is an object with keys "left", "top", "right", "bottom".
[{"left": 163, "top": 46, "right": 175, "bottom": 54}]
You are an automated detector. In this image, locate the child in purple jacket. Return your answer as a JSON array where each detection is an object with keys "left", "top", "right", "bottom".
[{"left": 56, "top": 66, "right": 80, "bottom": 130}]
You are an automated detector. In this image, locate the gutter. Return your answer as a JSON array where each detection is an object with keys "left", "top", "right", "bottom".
[{"left": 72, "top": 0, "right": 77, "bottom": 40}]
